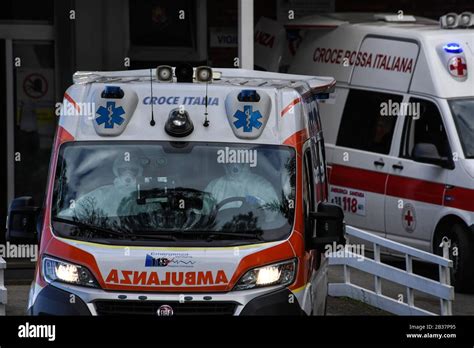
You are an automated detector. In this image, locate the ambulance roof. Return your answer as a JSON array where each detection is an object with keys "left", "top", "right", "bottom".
[
  {"left": 72, "top": 68, "right": 334, "bottom": 93},
  {"left": 288, "top": 13, "right": 474, "bottom": 98},
  {"left": 61, "top": 68, "right": 335, "bottom": 145},
  {"left": 285, "top": 12, "right": 438, "bottom": 29}
]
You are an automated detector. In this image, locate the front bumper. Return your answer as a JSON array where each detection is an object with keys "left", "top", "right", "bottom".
[{"left": 28, "top": 282, "right": 305, "bottom": 316}]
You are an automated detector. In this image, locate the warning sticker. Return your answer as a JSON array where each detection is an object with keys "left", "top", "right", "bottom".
[{"left": 23, "top": 73, "right": 48, "bottom": 99}]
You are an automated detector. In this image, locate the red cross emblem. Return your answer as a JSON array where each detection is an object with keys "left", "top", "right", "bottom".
[
  {"left": 448, "top": 56, "right": 467, "bottom": 78},
  {"left": 402, "top": 204, "right": 416, "bottom": 232},
  {"left": 404, "top": 210, "right": 414, "bottom": 227}
]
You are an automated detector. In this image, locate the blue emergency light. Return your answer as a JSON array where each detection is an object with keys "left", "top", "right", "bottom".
[
  {"left": 101, "top": 86, "right": 124, "bottom": 99},
  {"left": 237, "top": 90, "right": 261, "bottom": 102},
  {"left": 443, "top": 43, "right": 463, "bottom": 54}
]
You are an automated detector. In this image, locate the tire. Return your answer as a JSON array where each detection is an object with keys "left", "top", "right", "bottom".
[{"left": 435, "top": 224, "right": 474, "bottom": 293}]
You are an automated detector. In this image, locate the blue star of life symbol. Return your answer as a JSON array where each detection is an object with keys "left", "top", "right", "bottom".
[
  {"left": 233, "top": 105, "right": 263, "bottom": 133},
  {"left": 96, "top": 101, "right": 125, "bottom": 129}
]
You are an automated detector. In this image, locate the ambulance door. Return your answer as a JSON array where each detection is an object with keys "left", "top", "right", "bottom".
[
  {"left": 302, "top": 134, "right": 330, "bottom": 315},
  {"left": 384, "top": 96, "right": 449, "bottom": 251},
  {"left": 308, "top": 99, "right": 328, "bottom": 203},
  {"left": 329, "top": 88, "right": 402, "bottom": 237}
]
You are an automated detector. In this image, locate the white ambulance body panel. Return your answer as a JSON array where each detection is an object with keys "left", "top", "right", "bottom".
[
  {"left": 289, "top": 20, "right": 474, "bottom": 97},
  {"left": 350, "top": 37, "right": 419, "bottom": 92}
]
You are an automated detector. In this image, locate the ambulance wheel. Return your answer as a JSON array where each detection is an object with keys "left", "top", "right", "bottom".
[{"left": 435, "top": 224, "right": 474, "bottom": 293}]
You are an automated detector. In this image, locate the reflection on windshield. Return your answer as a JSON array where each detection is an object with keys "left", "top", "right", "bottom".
[
  {"left": 449, "top": 99, "right": 474, "bottom": 158},
  {"left": 52, "top": 142, "right": 296, "bottom": 244}
]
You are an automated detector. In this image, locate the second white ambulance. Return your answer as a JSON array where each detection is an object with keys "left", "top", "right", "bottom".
[{"left": 256, "top": 12, "right": 474, "bottom": 292}]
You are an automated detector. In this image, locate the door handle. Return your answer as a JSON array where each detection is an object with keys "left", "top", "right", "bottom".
[
  {"left": 392, "top": 163, "right": 404, "bottom": 170},
  {"left": 374, "top": 160, "right": 385, "bottom": 167}
]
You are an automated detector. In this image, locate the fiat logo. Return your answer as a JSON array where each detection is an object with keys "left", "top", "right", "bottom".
[{"left": 157, "top": 304, "right": 174, "bottom": 316}]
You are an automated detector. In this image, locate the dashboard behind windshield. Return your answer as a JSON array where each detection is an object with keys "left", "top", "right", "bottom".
[{"left": 52, "top": 141, "right": 296, "bottom": 245}]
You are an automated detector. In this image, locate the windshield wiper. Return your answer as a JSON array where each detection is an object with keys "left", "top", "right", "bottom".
[
  {"left": 183, "top": 231, "right": 264, "bottom": 241},
  {"left": 52, "top": 217, "right": 177, "bottom": 241},
  {"left": 128, "top": 231, "right": 178, "bottom": 241}
]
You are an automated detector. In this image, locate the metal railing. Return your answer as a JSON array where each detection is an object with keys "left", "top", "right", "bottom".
[
  {"left": 0, "top": 257, "right": 6, "bottom": 315},
  {"left": 327, "top": 225, "right": 454, "bottom": 315}
]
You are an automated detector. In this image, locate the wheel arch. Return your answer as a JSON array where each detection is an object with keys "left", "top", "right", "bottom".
[{"left": 432, "top": 214, "right": 470, "bottom": 253}]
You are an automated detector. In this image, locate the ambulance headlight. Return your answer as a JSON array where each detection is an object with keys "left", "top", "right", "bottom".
[
  {"left": 157, "top": 65, "right": 173, "bottom": 82},
  {"left": 43, "top": 256, "right": 99, "bottom": 288},
  {"left": 165, "top": 108, "right": 194, "bottom": 137},
  {"left": 233, "top": 259, "right": 297, "bottom": 291},
  {"left": 195, "top": 66, "right": 213, "bottom": 82}
]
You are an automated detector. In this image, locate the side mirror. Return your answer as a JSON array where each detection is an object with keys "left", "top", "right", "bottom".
[
  {"left": 6, "top": 197, "right": 40, "bottom": 243},
  {"left": 308, "top": 202, "right": 345, "bottom": 252},
  {"left": 413, "top": 143, "right": 454, "bottom": 169}
]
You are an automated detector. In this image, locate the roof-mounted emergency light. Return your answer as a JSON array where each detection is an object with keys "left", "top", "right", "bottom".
[
  {"left": 440, "top": 12, "right": 474, "bottom": 28},
  {"left": 237, "top": 90, "right": 261, "bottom": 102},
  {"left": 165, "top": 108, "right": 194, "bottom": 137},
  {"left": 443, "top": 43, "right": 463, "bottom": 54},
  {"left": 437, "top": 42, "right": 468, "bottom": 80},
  {"left": 101, "top": 86, "right": 124, "bottom": 99}
]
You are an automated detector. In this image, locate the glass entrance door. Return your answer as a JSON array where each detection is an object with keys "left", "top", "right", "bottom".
[
  {"left": 0, "top": 40, "right": 6, "bottom": 242},
  {"left": 12, "top": 40, "right": 56, "bottom": 206},
  {"left": 1, "top": 24, "right": 54, "bottom": 243}
]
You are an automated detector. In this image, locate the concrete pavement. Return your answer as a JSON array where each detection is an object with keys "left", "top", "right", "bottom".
[{"left": 3, "top": 258, "right": 474, "bottom": 315}]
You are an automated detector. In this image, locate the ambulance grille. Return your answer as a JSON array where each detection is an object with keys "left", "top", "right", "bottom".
[{"left": 94, "top": 300, "right": 237, "bottom": 316}]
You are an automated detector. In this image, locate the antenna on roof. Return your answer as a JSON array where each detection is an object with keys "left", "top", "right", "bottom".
[
  {"left": 195, "top": 65, "right": 213, "bottom": 128},
  {"left": 149, "top": 68, "right": 156, "bottom": 127},
  {"left": 203, "top": 81, "right": 210, "bottom": 127}
]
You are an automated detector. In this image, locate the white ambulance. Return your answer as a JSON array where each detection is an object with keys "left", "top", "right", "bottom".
[
  {"left": 6, "top": 65, "right": 343, "bottom": 315},
  {"left": 256, "top": 12, "right": 474, "bottom": 292}
]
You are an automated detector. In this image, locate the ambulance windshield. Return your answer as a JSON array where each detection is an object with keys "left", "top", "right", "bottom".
[
  {"left": 450, "top": 99, "right": 474, "bottom": 158},
  {"left": 52, "top": 142, "right": 296, "bottom": 245}
]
